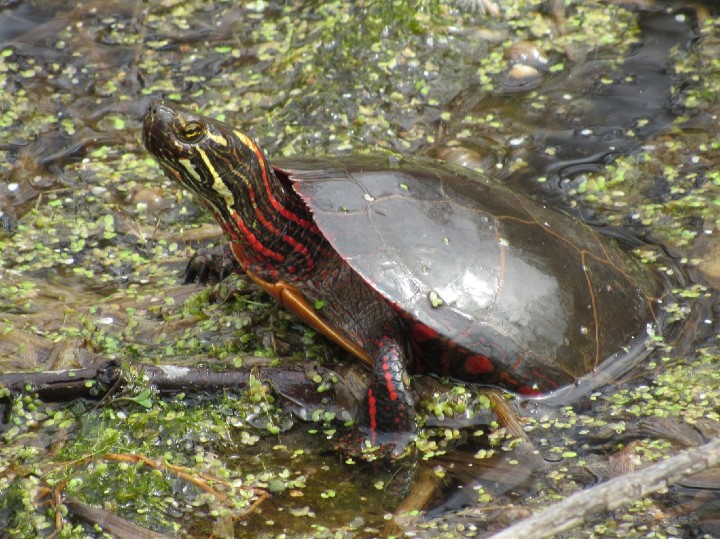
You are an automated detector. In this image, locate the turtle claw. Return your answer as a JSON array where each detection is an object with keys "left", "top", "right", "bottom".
[{"left": 184, "top": 244, "right": 241, "bottom": 284}]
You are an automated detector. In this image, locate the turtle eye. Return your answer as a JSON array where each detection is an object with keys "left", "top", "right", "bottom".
[{"left": 178, "top": 121, "right": 204, "bottom": 143}]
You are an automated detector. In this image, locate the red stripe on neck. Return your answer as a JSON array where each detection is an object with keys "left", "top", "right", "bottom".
[{"left": 231, "top": 211, "right": 284, "bottom": 263}]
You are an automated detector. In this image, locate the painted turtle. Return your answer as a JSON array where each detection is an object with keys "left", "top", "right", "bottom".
[{"left": 143, "top": 101, "right": 666, "bottom": 447}]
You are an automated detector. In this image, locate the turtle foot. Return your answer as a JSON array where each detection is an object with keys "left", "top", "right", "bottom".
[
  {"left": 334, "top": 428, "right": 416, "bottom": 461},
  {"left": 184, "top": 244, "right": 241, "bottom": 284}
]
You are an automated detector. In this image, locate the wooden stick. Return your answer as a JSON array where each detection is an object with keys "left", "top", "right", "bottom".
[{"left": 488, "top": 438, "right": 720, "bottom": 539}]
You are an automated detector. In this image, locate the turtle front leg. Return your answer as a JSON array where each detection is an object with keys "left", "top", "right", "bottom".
[{"left": 360, "top": 333, "right": 417, "bottom": 453}]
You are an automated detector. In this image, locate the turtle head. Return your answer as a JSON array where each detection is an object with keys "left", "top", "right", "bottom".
[
  {"left": 142, "top": 101, "right": 317, "bottom": 273},
  {"left": 142, "top": 100, "right": 268, "bottom": 224}
]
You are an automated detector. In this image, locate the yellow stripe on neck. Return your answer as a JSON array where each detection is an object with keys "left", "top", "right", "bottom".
[{"left": 197, "top": 147, "right": 235, "bottom": 210}]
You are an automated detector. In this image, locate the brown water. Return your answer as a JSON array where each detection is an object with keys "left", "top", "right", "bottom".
[{"left": 1, "top": 1, "right": 719, "bottom": 537}]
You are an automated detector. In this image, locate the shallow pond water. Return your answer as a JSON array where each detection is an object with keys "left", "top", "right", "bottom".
[{"left": 1, "top": 1, "right": 720, "bottom": 538}]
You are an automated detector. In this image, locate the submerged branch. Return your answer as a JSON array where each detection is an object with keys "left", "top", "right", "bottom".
[{"left": 0, "top": 359, "right": 362, "bottom": 419}]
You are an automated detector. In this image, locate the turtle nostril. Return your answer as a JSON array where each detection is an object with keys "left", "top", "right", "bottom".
[{"left": 146, "top": 100, "right": 164, "bottom": 117}]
